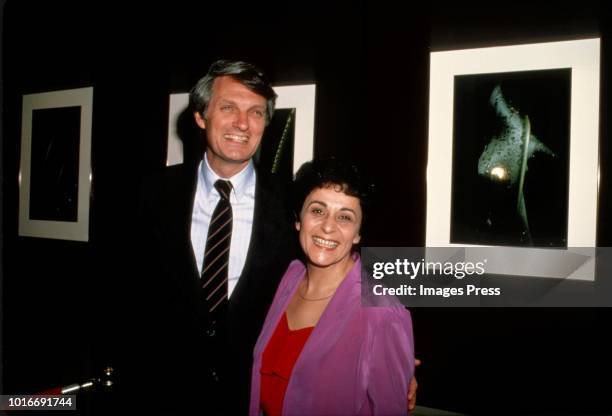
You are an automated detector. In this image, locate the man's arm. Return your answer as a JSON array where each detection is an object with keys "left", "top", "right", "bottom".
[{"left": 408, "top": 359, "right": 421, "bottom": 411}]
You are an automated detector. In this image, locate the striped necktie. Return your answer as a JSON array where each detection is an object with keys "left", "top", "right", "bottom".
[{"left": 201, "top": 179, "right": 233, "bottom": 313}]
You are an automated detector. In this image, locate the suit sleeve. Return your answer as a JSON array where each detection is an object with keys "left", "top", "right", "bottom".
[{"left": 367, "top": 308, "right": 415, "bottom": 416}]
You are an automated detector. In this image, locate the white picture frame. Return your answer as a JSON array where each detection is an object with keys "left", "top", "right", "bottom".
[
  {"left": 19, "top": 87, "right": 93, "bottom": 242},
  {"left": 426, "top": 38, "right": 600, "bottom": 280},
  {"left": 166, "top": 84, "right": 316, "bottom": 174}
]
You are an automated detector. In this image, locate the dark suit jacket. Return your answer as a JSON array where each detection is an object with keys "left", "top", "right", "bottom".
[{"left": 117, "top": 159, "right": 297, "bottom": 415}]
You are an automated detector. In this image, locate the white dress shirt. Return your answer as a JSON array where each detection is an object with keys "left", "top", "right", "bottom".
[{"left": 191, "top": 155, "right": 256, "bottom": 297}]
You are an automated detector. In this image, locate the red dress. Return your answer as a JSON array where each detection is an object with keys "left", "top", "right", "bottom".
[{"left": 260, "top": 313, "right": 314, "bottom": 416}]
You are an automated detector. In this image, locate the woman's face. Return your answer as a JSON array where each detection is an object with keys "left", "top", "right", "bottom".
[{"left": 296, "top": 185, "right": 362, "bottom": 269}]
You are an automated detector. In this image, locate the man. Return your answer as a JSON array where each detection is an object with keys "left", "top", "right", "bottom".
[
  {"left": 126, "top": 60, "right": 417, "bottom": 414},
  {"left": 123, "top": 60, "right": 296, "bottom": 415}
]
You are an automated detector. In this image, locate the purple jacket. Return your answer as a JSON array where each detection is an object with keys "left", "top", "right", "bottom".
[{"left": 250, "top": 256, "right": 415, "bottom": 415}]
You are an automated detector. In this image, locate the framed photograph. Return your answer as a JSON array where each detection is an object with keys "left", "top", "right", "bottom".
[
  {"left": 426, "top": 38, "right": 600, "bottom": 280},
  {"left": 19, "top": 87, "right": 93, "bottom": 241},
  {"left": 166, "top": 84, "right": 316, "bottom": 179}
]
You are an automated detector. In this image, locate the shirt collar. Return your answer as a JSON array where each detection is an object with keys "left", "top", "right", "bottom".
[{"left": 200, "top": 154, "right": 256, "bottom": 202}]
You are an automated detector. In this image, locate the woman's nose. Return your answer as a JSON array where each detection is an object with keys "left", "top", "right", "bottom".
[{"left": 321, "top": 216, "right": 335, "bottom": 233}]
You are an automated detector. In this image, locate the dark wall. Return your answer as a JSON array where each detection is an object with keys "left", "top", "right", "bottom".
[
  {"left": 2, "top": 1, "right": 611, "bottom": 414},
  {"left": 0, "top": 0, "right": 5, "bottom": 398},
  {"left": 371, "top": 5, "right": 612, "bottom": 413}
]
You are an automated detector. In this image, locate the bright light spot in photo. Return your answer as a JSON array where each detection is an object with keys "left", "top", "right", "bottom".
[{"left": 490, "top": 166, "right": 508, "bottom": 181}]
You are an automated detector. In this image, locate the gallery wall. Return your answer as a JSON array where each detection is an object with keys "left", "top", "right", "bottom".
[
  {"left": 2, "top": 1, "right": 611, "bottom": 414},
  {"left": 0, "top": 0, "right": 5, "bottom": 398}
]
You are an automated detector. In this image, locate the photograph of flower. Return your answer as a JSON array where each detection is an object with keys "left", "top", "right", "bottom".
[
  {"left": 425, "top": 38, "right": 600, "bottom": 280},
  {"left": 451, "top": 69, "right": 571, "bottom": 247}
]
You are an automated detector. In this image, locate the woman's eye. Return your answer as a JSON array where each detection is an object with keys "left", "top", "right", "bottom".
[
  {"left": 311, "top": 208, "right": 323, "bottom": 215},
  {"left": 338, "top": 214, "right": 353, "bottom": 222}
]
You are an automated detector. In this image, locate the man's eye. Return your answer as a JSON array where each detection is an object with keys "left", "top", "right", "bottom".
[
  {"left": 338, "top": 215, "right": 353, "bottom": 222},
  {"left": 311, "top": 208, "right": 323, "bottom": 215},
  {"left": 251, "top": 109, "right": 265, "bottom": 118},
  {"left": 221, "top": 105, "right": 234, "bottom": 112}
]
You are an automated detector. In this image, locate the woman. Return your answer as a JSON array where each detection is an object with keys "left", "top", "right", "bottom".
[{"left": 250, "top": 159, "right": 415, "bottom": 415}]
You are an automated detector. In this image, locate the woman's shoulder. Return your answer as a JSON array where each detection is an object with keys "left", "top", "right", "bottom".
[
  {"left": 285, "top": 258, "right": 306, "bottom": 276},
  {"left": 276, "top": 259, "right": 306, "bottom": 288},
  {"left": 365, "top": 304, "right": 411, "bottom": 323},
  {"left": 358, "top": 297, "right": 412, "bottom": 330}
]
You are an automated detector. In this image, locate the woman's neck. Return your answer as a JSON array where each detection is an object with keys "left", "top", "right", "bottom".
[{"left": 304, "top": 255, "right": 355, "bottom": 296}]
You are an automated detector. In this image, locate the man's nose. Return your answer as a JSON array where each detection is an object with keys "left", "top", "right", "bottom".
[{"left": 233, "top": 111, "right": 249, "bottom": 131}]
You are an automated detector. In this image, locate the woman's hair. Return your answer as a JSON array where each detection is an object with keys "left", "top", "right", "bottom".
[
  {"left": 292, "top": 158, "right": 375, "bottom": 224},
  {"left": 188, "top": 59, "right": 277, "bottom": 124}
]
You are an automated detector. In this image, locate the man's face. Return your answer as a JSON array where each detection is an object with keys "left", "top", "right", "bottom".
[{"left": 195, "top": 75, "right": 267, "bottom": 177}]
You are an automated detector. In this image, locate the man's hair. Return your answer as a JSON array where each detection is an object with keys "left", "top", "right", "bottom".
[
  {"left": 189, "top": 59, "right": 277, "bottom": 124},
  {"left": 292, "top": 158, "right": 375, "bottom": 225}
]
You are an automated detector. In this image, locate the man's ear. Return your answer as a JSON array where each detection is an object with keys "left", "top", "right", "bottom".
[{"left": 194, "top": 111, "right": 206, "bottom": 129}]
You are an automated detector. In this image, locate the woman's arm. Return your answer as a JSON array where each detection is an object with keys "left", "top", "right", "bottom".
[{"left": 367, "top": 309, "right": 415, "bottom": 415}]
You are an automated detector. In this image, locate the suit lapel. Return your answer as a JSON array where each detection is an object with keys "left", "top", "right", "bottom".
[
  {"left": 255, "top": 261, "right": 305, "bottom": 355},
  {"left": 289, "top": 257, "right": 362, "bottom": 376},
  {"left": 182, "top": 163, "right": 200, "bottom": 278},
  {"left": 230, "top": 173, "right": 264, "bottom": 304},
  {"left": 230, "top": 173, "right": 285, "bottom": 305},
  {"left": 163, "top": 161, "right": 201, "bottom": 301}
]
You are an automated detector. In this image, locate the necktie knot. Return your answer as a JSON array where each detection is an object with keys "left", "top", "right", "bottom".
[{"left": 214, "top": 180, "right": 232, "bottom": 201}]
